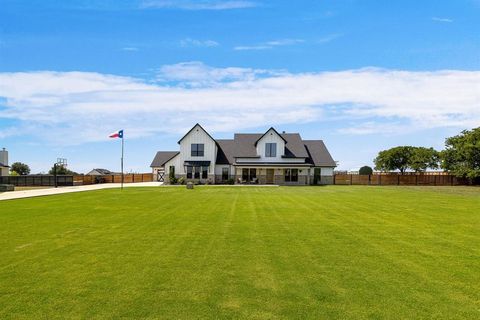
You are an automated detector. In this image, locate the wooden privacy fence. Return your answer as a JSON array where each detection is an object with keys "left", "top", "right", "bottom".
[
  {"left": 334, "top": 174, "right": 468, "bottom": 186},
  {"left": 73, "top": 173, "right": 154, "bottom": 185}
]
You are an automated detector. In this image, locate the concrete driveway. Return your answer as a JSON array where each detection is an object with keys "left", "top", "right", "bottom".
[{"left": 0, "top": 182, "right": 163, "bottom": 201}]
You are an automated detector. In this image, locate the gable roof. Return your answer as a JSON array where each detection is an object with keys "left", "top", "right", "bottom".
[
  {"left": 281, "top": 133, "right": 309, "bottom": 158},
  {"left": 177, "top": 123, "right": 216, "bottom": 145},
  {"left": 0, "top": 162, "right": 9, "bottom": 168},
  {"left": 151, "top": 124, "right": 336, "bottom": 167},
  {"left": 150, "top": 151, "right": 179, "bottom": 167},
  {"left": 303, "top": 140, "right": 336, "bottom": 167},
  {"left": 254, "top": 127, "right": 287, "bottom": 146},
  {"left": 92, "top": 168, "right": 113, "bottom": 175},
  {"left": 232, "top": 134, "right": 262, "bottom": 158},
  {"left": 216, "top": 139, "right": 236, "bottom": 164}
]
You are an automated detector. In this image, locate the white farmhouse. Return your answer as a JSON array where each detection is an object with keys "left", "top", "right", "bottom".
[{"left": 150, "top": 124, "right": 336, "bottom": 185}]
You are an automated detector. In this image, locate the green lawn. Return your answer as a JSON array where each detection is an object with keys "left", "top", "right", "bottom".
[{"left": 0, "top": 186, "right": 479, "bottom": 319}]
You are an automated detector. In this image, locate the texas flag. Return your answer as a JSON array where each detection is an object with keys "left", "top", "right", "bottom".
[{"left": 109, "top": 130, "right": 124, "bottom": 139}]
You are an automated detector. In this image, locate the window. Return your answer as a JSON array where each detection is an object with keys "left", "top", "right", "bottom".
[
  {"left": 191, "top": 144, "right": 204, "bottom": 157},
  {"left": 285, "top": 169, "right": 299, "bottom": 182},
  {"left": 249, "top": 168, "right": 257, "bottom": 180},
  {"left": 169, "top": 166, "right": 175, "bottom": 180},
  {"left": 241, "top": 168, "right": 257, "bottom": 182},
  {"left": 186, "top": 166, "right": 206, "bottom": 179},
  {"left": 222, "top": 167, "right": 229, "bottom": 181},
  {"left": 265, "top": 143, "right": 276, "bottom": 157},
  {"left": 186, "top": 166, "right": 193, "bottom": 179},
  {"left": 242, "top": 168, "right": 249, "bottom": 181}
]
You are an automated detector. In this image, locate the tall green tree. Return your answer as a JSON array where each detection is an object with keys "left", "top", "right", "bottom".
[
  {"left": 10, "top": 162, "right": 30, "bottom": 175},
  {"left": 374, "top": 146, "right": 413, "bottom": 174},
  {"left": 48, "top": 165, "right": 78, "bottom": 175},
  {"left": 441, "top": 127, "right": 480, "bottom": 180},
  {"left": 410, "top": 147, "right": 440, "bottom": 172}
]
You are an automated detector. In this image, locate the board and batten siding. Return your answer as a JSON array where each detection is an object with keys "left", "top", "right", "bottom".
[
  {"left": 214, "top": 165, "right": 235, "bottom": 176},
  {"left": 164, "top": 124, "right": 217, "bottom": 175},
  {"left": 254, "top": 128, "right": 286, "bottom": 161}
]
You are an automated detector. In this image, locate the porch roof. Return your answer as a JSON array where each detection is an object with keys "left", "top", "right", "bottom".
[
  {"left": 184, "top": 161, "right": 211, "bottom": 167},
  {"left": 233, "top": 163, "right": 312, "bottom": 167}
]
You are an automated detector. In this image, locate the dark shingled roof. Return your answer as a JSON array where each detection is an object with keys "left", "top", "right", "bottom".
[
  {"left": 151, "top": 126, "right": 336, "bottom": 167},
  {"left": 281, "top": 133, "right": 309, "bottom": 158},
  {"left": 92, "top": 168, "right": 113, "bottom": 175},
  {"left": 216, "top": 140, "right": 236, "bottom": 165},
  {"left": 303, "top": 140, "right": 336, "bottom": 167},
  {"left": 150, "top": 151, "right": 179, "bottom": 167},
  {"left": 233, "top": 134, "right": 262, "bottom": 158},
  {"left": 0, "top": 162, "right": 9, "bottom": 167}
]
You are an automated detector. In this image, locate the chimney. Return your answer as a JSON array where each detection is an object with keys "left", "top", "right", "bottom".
[{"left": 0, "top": 148, "right": 7, "bottom": 163}]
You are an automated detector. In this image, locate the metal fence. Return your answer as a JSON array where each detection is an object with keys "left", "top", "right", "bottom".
[{"left": 0, "top": 175, "right": 73, "bottom": 186}]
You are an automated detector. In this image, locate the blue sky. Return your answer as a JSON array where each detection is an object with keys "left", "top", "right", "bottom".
[{"left": 1, "top": 0, "right": 479, "bottom": 173}]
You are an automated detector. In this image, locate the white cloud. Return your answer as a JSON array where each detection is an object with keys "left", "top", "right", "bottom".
[
  {"left": 234, "top": 38, "right": 304, "bottom": 51},
  {"left": 432, "top": 17, "right": 453, "bottom": 23},
  {"left": 140, "top": 0, "right": 257, "bottom": 10},
  {"left": 317, "top": 33, "right": 342, "bottom": 44},
  {"left": 180, "top": 38, "right": 219, "bottom": 47},
  {"left": 0, "top": 66, "right": 479, "bottom": 145},
  {"left": 155, "top": 61, "right": 285, "bottom": 85},
  {"left": 121, "top": 47, "right": 139, "bottom": 51}
]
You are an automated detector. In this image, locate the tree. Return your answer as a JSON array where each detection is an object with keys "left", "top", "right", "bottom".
[
  {"left": 374, "top": 146, "right": 413, "bottom": 174},
  {"left": 359, "top": 166, "right": 373, "bottom": 175},
  {"left": 441, "top": 127, "right": 480, "bottom": 180},
  {"left": 48, "top": 165, "right": 78, "bottom": 175},
  {"left": 409, "top": 147, "right": 440, "bottom": 172},
  {"left": 10, "top": 162, "right": 30, "bottom": 175}
]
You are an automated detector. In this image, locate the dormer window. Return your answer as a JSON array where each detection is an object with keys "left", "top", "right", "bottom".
[
  {"left": 265, "top": 143, "right": 277, "bottom": 157},
  {"left": 191, "top": 144, "right": 204, "bottom": 157}
]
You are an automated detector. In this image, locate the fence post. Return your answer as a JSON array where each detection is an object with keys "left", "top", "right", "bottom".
[
  {"left": 434, "top": 175, "right": 437, "bottom": 186},
  {"left": 333, "top": 174, "right": 336, "bottom": 185},
  {"left": 397, "top": 175, "right": 400, "bottom": 186},
  {"left": 415, "top": 175, "right": 418, "bottom": 186},
  {"left": 350, "top": 174, "right": 353, "bottom": 185}
]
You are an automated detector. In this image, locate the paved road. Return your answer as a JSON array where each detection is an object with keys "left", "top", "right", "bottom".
[{"left": 0, "top": 182, "right": 163, "bottom": 201}]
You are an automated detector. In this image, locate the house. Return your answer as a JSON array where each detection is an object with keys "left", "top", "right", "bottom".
[
  {"left": 150, "top": 124, "right": 336, "bottom": 185},
  {"left": 0, "top": 148, "right": 9, "bottom": 177},
  {"left": 86, "top": 168, "right": 115, "bottom": 176}
]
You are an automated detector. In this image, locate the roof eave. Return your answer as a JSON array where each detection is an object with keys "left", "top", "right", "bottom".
[{"left": 254, "top": 127, "right": 287, "bottom": 146}]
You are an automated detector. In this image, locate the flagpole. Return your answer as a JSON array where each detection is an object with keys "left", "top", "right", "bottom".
[{"left": 121, "top": 134, "right": 124, "bottom": 190}]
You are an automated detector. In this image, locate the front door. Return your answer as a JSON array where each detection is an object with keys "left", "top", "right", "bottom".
[
  {"left": 313, "top": 168, "right": 321, "bottom": 185},
  {"left": 266, "top": 169, "right": 274, "bottom": 184}
]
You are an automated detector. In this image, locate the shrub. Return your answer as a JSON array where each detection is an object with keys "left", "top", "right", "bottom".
[
  {"left": 359, "top": 166, "right": 373, "bottom": 175},
  {"left": 178, "top": 177, "right": 186, "bottom": 185},
  {"left": 227, "top": 178, "right": 235, "bottom": 185},
  {"left": 170, "top": 177, "right": 178, "bottom": 184}
]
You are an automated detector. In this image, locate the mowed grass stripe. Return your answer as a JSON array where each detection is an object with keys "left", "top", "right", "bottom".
[{"left": 0, "top": 186, "right": 478, "bottom": 319}]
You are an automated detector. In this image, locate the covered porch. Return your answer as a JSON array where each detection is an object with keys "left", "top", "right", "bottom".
[{"left": 234, "top": 165, "right": 312, "bottom": 185}]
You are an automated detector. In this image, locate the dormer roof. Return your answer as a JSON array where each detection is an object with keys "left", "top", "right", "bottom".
[
  {"left": 254, "top": 127, "right": 287, "bottom": 146},
  {"left": 177, "top": 123, "right": 216, "bottom": 144}
]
